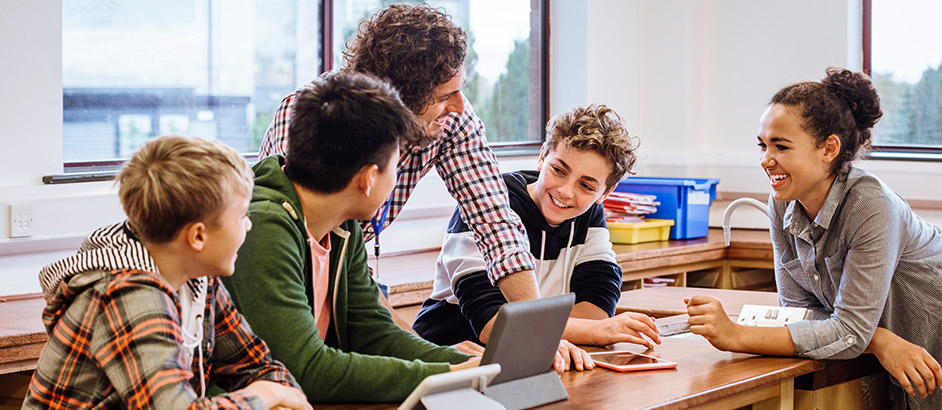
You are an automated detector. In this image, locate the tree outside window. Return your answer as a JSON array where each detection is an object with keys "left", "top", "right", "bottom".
[{"left": 868, "top": 0, "right": 942, "bottom": 149}]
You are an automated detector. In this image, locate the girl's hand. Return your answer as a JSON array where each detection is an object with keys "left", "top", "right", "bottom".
[
  {"left": 554, "top": 339, "right": 595, "bottom": 372},
  {"left": 869, "top": 327, "right": 942, "bottom": 398},
  {"left": 685, "top": 296, "right": 739, "bottom": 351}
]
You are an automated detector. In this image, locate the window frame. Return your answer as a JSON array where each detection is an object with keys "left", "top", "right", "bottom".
[{"left": 862, "top": 0, "right": 942, "bottom": 161}]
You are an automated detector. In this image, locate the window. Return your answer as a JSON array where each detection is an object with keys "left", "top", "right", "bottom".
[
  {"left": 327, "top": 0, "right": 547, "bottom": 147},
  {"left": 61, "top": 0, "right": 545, "bottom": 174},
  {"left": 62, "top": 0, "right": 320, "bottom": 166},
  {"left": 865, "top": 0, "right": 942, "bottom": 157}
]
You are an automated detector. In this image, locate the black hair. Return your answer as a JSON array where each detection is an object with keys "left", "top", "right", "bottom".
[
  {"left": 285, "top": 71, "right": 421, "bottom": 193},
  {"left": 770, "top": 67, "right": 883, "bottom": 174}
]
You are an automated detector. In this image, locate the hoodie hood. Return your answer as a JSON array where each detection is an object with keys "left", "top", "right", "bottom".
[
  {"left": 39, "top": 221, "right": 158, "bottom": 302},
  {"left": 39, "top": 221, "right": 208, "bottom": 376},
  {"left": 251, "top": 155, "right": 308, "bottom": 235}
]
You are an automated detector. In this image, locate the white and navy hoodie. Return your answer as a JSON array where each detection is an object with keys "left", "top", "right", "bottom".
[{"left": 413, "top": 170, "right": 622, "bottom": 346}]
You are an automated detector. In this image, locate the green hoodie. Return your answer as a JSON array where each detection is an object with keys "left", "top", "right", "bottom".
[{"left": 222, "top": 156, "right": 469, "bottom": 403}]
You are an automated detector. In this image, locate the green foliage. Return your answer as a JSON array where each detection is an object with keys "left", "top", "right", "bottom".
[
  {"left": 481, "top": 39, "right": 530, "bottom": 142},
  {"left": 463, "top": 31, "right": 491, "bottom": 133},
  {"left": 872, "top": 62, "right": 942, "bottom": 146},
  {"left": 251, "top": 111, "right": 274, "bottom": 150}
]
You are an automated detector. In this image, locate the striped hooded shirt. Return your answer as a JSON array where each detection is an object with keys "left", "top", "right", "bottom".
[
  {"left": 24, "top": 222, "right": 298, "bottom": 409},
  {"left": 413, "top": 170, "right": 622, "bottom": 344}
]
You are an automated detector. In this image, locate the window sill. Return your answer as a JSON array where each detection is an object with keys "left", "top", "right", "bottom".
[{"left": 864, "top": 151, "right": 942, "bottom": 162}]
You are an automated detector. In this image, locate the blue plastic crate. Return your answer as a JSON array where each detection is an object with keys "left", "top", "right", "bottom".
[{"left": 614, "top": 177, "right": 720, "bottom": 239}]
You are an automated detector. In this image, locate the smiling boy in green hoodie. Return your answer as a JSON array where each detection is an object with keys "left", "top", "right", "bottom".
[{"left": 221, "top": 71, "right": 474, "bottom": 404}]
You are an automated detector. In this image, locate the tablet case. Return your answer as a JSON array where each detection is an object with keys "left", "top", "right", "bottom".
[{"left": 481, "top": 293, "right": 574, "bottom": 409}]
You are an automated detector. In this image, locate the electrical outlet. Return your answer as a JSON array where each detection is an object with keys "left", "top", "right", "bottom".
[
  {"left": 10, "top": 203, "right": 34, "bottom": 237},
  {"left": 737, "top": 304, "right": 808, "bottom": 327}
]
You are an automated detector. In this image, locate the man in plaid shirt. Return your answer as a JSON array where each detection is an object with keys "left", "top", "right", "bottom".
[{"left": 259, "top": 4, "right": 540, "bottom": 325}]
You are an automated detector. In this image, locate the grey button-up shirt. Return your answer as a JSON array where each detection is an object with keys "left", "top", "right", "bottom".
[{"left": 770, "top": 166, "right": 942, "bottom": 407}]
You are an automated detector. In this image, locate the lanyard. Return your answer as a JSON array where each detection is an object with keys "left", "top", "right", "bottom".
[{"left": 370, "top": 170, "right": 401, "bottom": 277}]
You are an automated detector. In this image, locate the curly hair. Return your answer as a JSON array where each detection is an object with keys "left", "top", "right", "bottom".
[
  {"left": 343, "top": 3, "right": 467, "bottom": 114},
  {"left": 544, "top": 104, "right": 640, "bottom": 190},
  {"left": 770, "top": 67, "right": 883, "bottom": 175}
]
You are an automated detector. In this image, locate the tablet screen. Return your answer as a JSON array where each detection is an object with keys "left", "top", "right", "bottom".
[
  {"left": 591, "top": 352, "right": 661, "bottom": 366},
  {"left": 590, "top": 351, "right": 678, "bottom": 372}
]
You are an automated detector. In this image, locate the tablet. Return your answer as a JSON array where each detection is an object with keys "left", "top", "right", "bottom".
[
  {"left": 481, "top": 293, "right": 575, "bottom": 385},
  {"left": 589, "top": 351, "right": 678, "bottom": 372},
  {"left": 397, "top": 363, "right": 502, "bottom": 410}
]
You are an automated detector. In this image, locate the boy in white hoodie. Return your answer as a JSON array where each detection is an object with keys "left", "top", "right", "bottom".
[
  {"left": 25, "top": 136, "right": 311, "bottom": 410},
  {"left": 414, "top": 105, "right": 662, "bottom": 368}
]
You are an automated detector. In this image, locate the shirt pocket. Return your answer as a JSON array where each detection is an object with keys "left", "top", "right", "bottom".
[
  {"left": 781, "top": 257, "right": 813, "bottom": 293},
  {"left": 822, "top": 249, "right": 847, "bottom": 302}
]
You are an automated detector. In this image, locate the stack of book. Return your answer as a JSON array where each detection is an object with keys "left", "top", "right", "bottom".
[{"left": 603, "top": 191, "right": 659, "bottom": 224}]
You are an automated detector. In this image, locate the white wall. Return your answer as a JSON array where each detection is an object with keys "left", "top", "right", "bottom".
[
  {"left": 566, "top": 0, "right": 942, "bottom": 203},
  {"left": 2, "top": 0, "right": 940, "bottom": 296}
]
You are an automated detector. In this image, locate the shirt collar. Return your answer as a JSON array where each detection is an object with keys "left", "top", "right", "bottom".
[
  {"left": 781, "top": 167, "right": 851, "bottom": 237},
  {"left": 814, "top": 168, "right": 850, "bottom": 231}
]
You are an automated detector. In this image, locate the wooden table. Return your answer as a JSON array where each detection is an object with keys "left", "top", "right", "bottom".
[
  {"left": 0, "top": 294, "right": 46, "bottom": 375},
  {"left": 318, "top": 332, "right": 817, "bottom": 410},
  {"left": 320, "top": 287, "right": 890, "bottom": 410},
  {"left": 616, "top": 287, "right": 890, "bottom": 410}
]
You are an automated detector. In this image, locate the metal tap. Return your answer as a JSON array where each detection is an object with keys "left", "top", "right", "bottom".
[{"left": 722, "top": 198, "right": 769, "bottom": 246}]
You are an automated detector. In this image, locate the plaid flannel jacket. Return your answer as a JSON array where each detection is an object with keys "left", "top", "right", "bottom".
[
  {"left": 260, "top": 74, "right": 536, "bottom": 284},
  {"left": 24, "top": 270, "right": 298, "bottom": 409}
]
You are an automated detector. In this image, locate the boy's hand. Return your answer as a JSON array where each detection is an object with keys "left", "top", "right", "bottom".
[
  {"left": 686, "top": 296, "right": 738, "bottom": 351},
  {"left": 244, "top": 380, "right": 312, "bottom": 410},
  {"left": 452, "top": 340, "right": 485, "bottom": 357},
  {"left": 554, "top": 339, "right": 595, "bottom": 372},
  {"left": 869, "top": 327, "right": 942, "bottom": 398},
  {"left": 590, "top": 312, "right": 661, "bottom": 348},
  {"left": 449, "top": 356, "right": 481, "bottom": 372}
]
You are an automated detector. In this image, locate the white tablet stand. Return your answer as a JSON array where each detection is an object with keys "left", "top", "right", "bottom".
[
  {"left": 483, "top": 370, "right": 569, "bottom": 410},
  {"left": 420, "top": 388, "right": 506, "bottom": 410},
  {"left": 399, "top": 364, "right": 506, "bottom": 410}
]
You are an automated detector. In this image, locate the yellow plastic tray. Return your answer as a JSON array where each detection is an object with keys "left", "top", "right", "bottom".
[{"left": 607, "top": 219, "right": 675, "bottom": 244}]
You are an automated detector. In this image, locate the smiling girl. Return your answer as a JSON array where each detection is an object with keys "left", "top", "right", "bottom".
[{"left": 686, "top": 67, "right": 942, "bottom": 410}]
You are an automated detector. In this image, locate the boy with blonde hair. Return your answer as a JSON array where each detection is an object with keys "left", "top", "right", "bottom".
[
  {"left": 414, "top": 104, "right": 662, "bottom": 368},
  {"left": 26, "top": 136, "right": 311, "bottom": 410}
]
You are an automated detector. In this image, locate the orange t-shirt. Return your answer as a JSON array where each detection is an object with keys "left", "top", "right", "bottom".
[{"left": 307, "top": 228, "right": 332, "bottom": 338}]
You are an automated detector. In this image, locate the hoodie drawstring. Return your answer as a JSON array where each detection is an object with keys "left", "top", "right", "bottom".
[
  {"left": 538, "top": 231, "right": 547, "bottom": 286},
  {"left": 180, "top": 315, "right": 206, "bottom": 397},
  {"left": 561, "top": 225, "right": 575, "bottom": 295},
  {"left": 538, "top": 225, "right": 576, "bottom": 296}
]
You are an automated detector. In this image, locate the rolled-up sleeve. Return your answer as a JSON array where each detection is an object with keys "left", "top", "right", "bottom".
[{"left": 434, "top": 104, "right": 535, "bottom": 284}]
